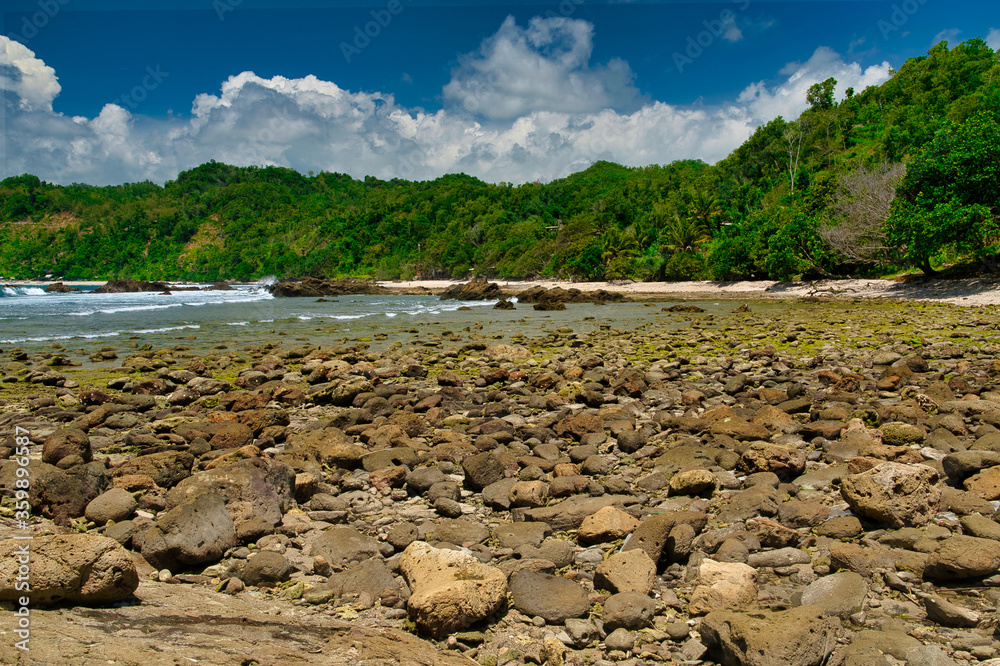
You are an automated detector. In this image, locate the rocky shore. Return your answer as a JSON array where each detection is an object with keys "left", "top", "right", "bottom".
[{"left": 0, "top": 296, "right": 999, "bottom": 665}]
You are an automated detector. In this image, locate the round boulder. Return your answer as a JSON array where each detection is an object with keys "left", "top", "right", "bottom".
[
  {"left": 0, "top": 534, "right": 138, "bottom": 605},
  {"left": 85, "top": 488, "right": 137, "bottom": 525}
]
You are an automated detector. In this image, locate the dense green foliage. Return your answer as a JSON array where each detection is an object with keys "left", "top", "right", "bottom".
[{"left": 1, "top": 39, "right": 998, "bottom": 282}]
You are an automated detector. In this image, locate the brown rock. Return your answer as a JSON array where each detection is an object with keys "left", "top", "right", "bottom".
[
  {"left": 594, "top": 549, "right": 656, "bottom": 595},
  {"left": 700, "top": 605, "right": 840, "bottom": 666},
  {"left": 578, "top": 506, "right": 640, "bottom": 544},
  {"left": 840, "top": 462, "right": 941, "bottom": 528}
]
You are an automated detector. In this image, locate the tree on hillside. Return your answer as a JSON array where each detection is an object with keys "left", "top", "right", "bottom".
[
  {"left": 819, "top": 162, "right": 906, "bottom": 265},
  {"left": 807, "top": 77, "right": 838, "bottom": 111},
  {"left": 887, "top": 112, "right": 1000, "bottom": 273},
  {"left": 784, "top": 120, "right": 807, "bottom": 194}
]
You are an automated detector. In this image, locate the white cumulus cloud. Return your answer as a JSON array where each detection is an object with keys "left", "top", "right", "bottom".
[
  {"left": 0, "top": 22, "right": 894, "bottom": 187},
  {"left": 987, "top": 28, "right": 1000, "bottom": 51},
  {"left": 0, "top": 37, "right": 60, "bottom": 110},
  {"left": 737, "top": 46, "right": 893, "bottom": 122},
  {"left": 442, "top": 16, "right": 643, "bottom": 120}
]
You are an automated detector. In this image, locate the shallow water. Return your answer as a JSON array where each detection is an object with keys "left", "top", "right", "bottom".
[{"left": 0, "top": 283, "right": 759, "bottom": 363}]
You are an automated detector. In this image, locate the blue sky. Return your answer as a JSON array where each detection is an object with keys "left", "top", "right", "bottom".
[{"left": 1, "top": 0, "right": 998, "bottom": 185}]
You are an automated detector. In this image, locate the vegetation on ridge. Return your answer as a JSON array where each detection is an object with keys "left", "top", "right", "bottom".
[{"left": 0, "top": 39, "right": 998, "bottom": 282}]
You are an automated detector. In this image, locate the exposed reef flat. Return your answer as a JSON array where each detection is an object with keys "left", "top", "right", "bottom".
[{"left": 0, "top": 298, "right": 999, "bottom": 665}]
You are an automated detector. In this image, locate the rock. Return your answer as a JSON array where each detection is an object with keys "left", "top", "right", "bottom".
[
  {"left": 622, "top": 511, "right": 708, "bottom": 565},
  {"left": 406, "top": 466, "right": 448, "bottom": 493},
  {"left": 114, "top": 450, "right": 194, "bottom": 489},
  {"left": 267, "top": 277, "right": 392, "bottom": 297},
  {"left": 241, "top": 551, "right": 294, "bottom": 586},
  {"left": 42, "top": 428, "right": 91, "bottom": 465},
  {"left": 879, "top": 422, "right": 925, "bottom": 446},
  {"left": 508, "top": 570, "right": 590, "bottom": 624},
  {"left": 141, "top": 492, "right": 238, "bottom": 570},
  {"left": 604, "top": 627, "right": 635, "bottom": 652},
  {"left": 44, "top": 281, "right": 82, "bottom": 293},
  {"left": 577, "top": 506, "right": 639, "bottom": 544},
  {"left": 800, "top": 572, "right": 867, "bottom": 618},
  {"left": 594, "top": 549, "right": 656, "bottom": 595},
  {"left": 959, "top": 513, "right": 1000, "bottom": 541},
  {"left": 306, "top": 526, "right": 381, "bottom": 569},
  {"left": 0, "top": 534, "right": 138, "bottom": 605},
  {"left": 669, "top": 469, "right": 719, "bottom": 496},
  {"left": 439, "top": 277, "right": 503, "bottom": 301},
  {"left": 462, "top": 452, "right": 505, "bottom": 490},
  {"left": 94, "top": 279, "right": 170, "bottom": 293},
  {"left": 840, "top": 462, "right": 941, "bottom": 528},
  {"left": 747, "top": 547, "right": 811, "bottom": 568},
  {"left": 209, "top": 422, "right": 254, "bottom": 450},
  {"left": 924, "top": 535, "right": 1000, "bottom": 580},
  {"left": 166, "top": 458, "right": 294, "bottom": 536},
  {"left": 602, "top": 591, "right": 655, "bottom": 630},
  {"left": 85, "top": 488, "right": 137, "bottom": 525},
  {"left": 429, "top": 518, "right": 490, "bottom": 546},
  {"left": 688, "top": 559, "right": 758, "bottom": 616},
  {"left": 400, "top": 541, "right": 507, "bottom": 638},
  {"left": 943, "top": 450, "right": 1000, "bottom": 481},
  {"left": 309, "top": 559, "right": 400, "bottom": 608},
  {"left": 813, "top": 516, "right": 863, "bottom": 539},
  {"left": 509, "top": 480, "right": 549, "bottom": 507},
  {"left": 905, "top": 645, "right": 960, "bottom": 666},
  {"left": 740, "top": 443, "right": 806, "bottom": 480},
  {"left": 923, "top": 593, "right": 980, "bottom": 627},
  {"left": 700, "top": 605, "right": 840, "bottom": 666},
  {"left": 520, "top": 495, "right": 634, "bottom": 531},
  {"left": 964, "top": 465, "right": 1000, "bottom": 500}
]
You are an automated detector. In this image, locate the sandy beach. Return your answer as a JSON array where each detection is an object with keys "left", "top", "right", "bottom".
[{"left": 380, "top": 277, "right": 1000, "bottom": 307}]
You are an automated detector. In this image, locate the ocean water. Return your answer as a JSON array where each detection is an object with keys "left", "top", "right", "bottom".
[{"left": 0, "top": 281, "right": 736, "bottom": 364}]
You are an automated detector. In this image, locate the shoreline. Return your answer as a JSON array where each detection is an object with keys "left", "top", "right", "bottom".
[
  {"left": 379, "top": 277, "right": 1000, "bottom": 307},
  {"left": 6, "top": 276, "right": 1000, "bottom": 307}
]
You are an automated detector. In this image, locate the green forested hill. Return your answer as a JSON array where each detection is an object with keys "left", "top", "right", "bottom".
[{"left": 1, "top": 39, "right": 998, "bottom": 282}]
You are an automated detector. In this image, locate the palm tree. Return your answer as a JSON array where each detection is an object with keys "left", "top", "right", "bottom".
[
  {"left": 661, "top": 214, "right": 710, "bottom": 255},
  {"left": 688, "top": 189, "right": 723, "bottom": 232},
  {"left": 601, "top": 226, "right": 640, "bottom": 264}
]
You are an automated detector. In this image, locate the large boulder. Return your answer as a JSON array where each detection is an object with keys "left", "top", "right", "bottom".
[
  {"left": 700, "top": 605, "right": 841, "bottom": 666},
  {"left": 141, "top": 492, "right": 238, "bottom": 570},
  {"left": 1, "top": 460, "right": 108, "bottom": 524},
  {"left": 400, "top": 541, "right": 507, "bottom": 638},
  {"left": 267, "top": 277, "right": 392, "bottom": 297},
  {"left": 439, "top": 277, "right": 503, "bottom": 301},
  {"left": 165, "top": 458, "right": 294, "bottom": 536},
  {"left": 0, "top": 534, "right": 138, "bottom": 605},
  {"left": 840, "top": 462, "right": 941, "bottom": 528},
  {"left": 94, "top": 279, "right": 169, "bottom": 293}
]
